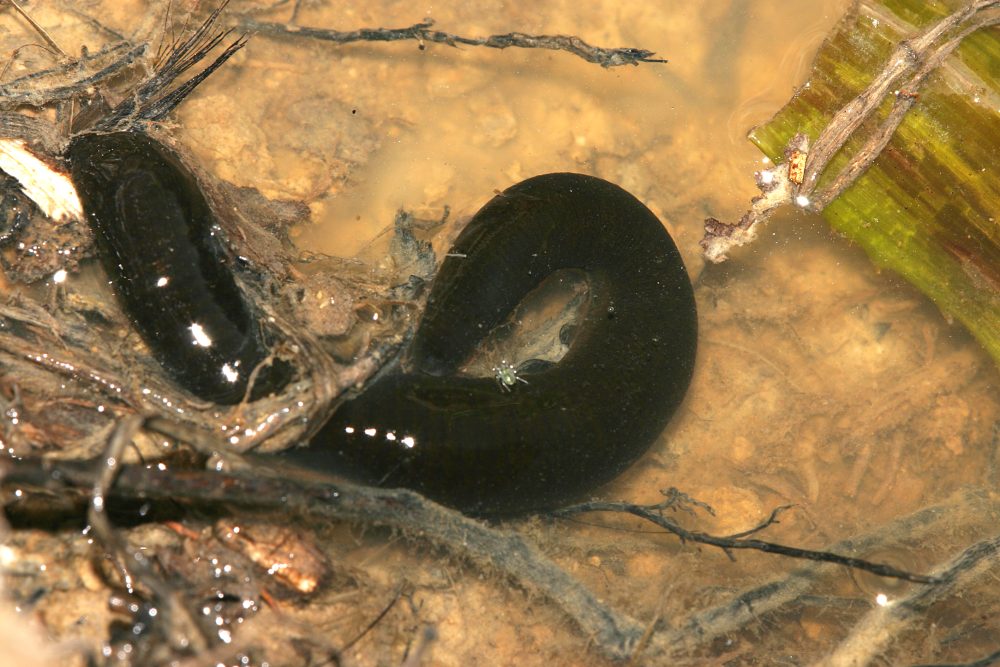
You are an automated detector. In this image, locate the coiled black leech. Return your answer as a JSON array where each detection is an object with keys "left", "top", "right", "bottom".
[
  {"left": 68, "top": 131, "right": 292, "bottom": 404},
  {"left": 285, "top": 173, "right": 698, "bottom": 516}
]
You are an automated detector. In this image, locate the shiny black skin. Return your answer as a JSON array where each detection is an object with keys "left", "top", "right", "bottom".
[
  {"left": 68, "top": 131, "right": 291, "bottom": 404},
  {"left": 288, "top": 173, "right": 698, "bottom": 516}
]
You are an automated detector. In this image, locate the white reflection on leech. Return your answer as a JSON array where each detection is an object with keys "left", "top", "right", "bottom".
[
  {"left": 155, "top": 276, "right": 169, "bottom": 287},
  {"left": 189, "top": 322, "right": 213, "bottom": 347},
  {"left": 220, "top": 363, "right": 239, "bottom": 383},
  {"left": 345, "top": 425, "right": 416, "bottom": 449}
]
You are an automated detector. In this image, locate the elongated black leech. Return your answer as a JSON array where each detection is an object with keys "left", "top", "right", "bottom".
[
  {"left": 285, "top": 173, "right": 698, "bottom": 516},
  {"left": 51, "top": 8, "right": 272, "bottom": 403},
  {"left": 67, "top": 131, "right": 292, "bottom": 404}
]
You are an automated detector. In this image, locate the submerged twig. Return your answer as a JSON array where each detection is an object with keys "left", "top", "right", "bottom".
[
  {"left": 0, "top": 41, "right": 146, "bottom": 108},
  {"left": 552, "top": 492, "right": 940, "bottom": 584},
  {"left": 3, "top": 0, "right": 68, "bottom": 57},
  {"left": 237, "top": 16, "right": 665, "bottom": 68},
  {"left": 642, "top": 488, "right": 999, "bottom": 661},
  {"left": 700, "top": 0, "right": 1000, "bottom": 262},
  {"left": 807, "top": 4, "right": 1000, "bottom": 211},
  {"left": 4, "top": 458, "right": 995, "bottom": 662},
  {"left": 0, "top": 456, "right": 646, "bottom": 661}
]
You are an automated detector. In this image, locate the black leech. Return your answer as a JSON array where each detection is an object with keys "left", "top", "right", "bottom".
[
  {"left": 72, "top": 142, "right": 694, "bottom": 515},
  {"left": 68, "top": 131, "right": 291, "bottom": 404},
  {"left": 286, "top": 173, "right": 698, "bottom": 517}
]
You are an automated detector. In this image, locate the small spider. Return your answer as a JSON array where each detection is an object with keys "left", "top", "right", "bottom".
[{"left": 492, "top": 360, "right": 529, "bottom": 392}]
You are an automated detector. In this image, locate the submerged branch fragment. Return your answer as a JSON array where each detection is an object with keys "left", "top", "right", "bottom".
[
  {"left": 644, "top": 488, "right": 1000, "bottom": 661},
  {"left": 0, "top": 41, "right": 146, "bottom": 109},
  {"left": 5, "top": 456, "right": 993, "bottom": 663},
  {"left": 237, "top": 17, "right": 665, "bottom": 67},
  {"left": 552, "top": 490, "right": 940, "bottom": 584},
  {"left": 0, "top": 455, "right": 645, "bottom": 661}
]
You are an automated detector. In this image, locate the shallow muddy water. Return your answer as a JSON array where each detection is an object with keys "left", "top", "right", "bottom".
[{"left": 1, "top": 1, "right": 998, "bottom": 665}]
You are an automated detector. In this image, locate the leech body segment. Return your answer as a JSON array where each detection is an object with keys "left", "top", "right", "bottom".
[{"left": 68, "top": 131, "right": 292, "bottom": 404}]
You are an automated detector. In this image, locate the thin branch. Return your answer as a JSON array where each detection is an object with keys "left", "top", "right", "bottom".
[
  {"left": 643, "top": 488, "right": 999, "bottom": 660},
  {"left": 3, "top": 0, "right": 68, "bottom": 57},
  {"left": 799, "top": 0, "right": 998, "bottom": 191},
  {"left": 0, "top": 42, "right": 147, "bottom": 109},
  {"left": 551, "top": 494, "right": 941, "bottom": 584},
  {"left": 0, "top": 456, "right": 645, "bottom": 661},
  {"left": 3, "top": 457, "right": 997, "bottom": 662},
  {"left": 809, "top": 6, "right": 1000, "bottom": 210},
  {"left": 237, "top": 17, "right": 665, "bottom": 68}
]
